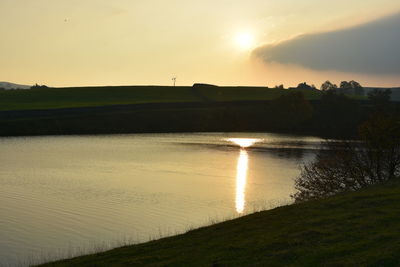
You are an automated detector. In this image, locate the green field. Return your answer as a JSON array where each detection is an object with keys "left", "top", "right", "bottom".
[
  {"left": 0, "top": 86, "right": 322, "bottom": 111},
  {"left": 41, "top": 179, "right": 400, "bottom": 266}
]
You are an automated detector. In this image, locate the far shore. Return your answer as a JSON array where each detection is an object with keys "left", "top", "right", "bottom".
[{"left": 1, "top": 85, "right": 398, "bottom": 138}]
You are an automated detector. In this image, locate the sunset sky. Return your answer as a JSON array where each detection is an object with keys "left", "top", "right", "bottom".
[{"left": 1, "top": 0, "right": 399, "bottom": 87}]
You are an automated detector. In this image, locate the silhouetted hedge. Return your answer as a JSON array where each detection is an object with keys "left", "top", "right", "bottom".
[{"left": 0, "top": 92, "right": 398, "bottom": 138}]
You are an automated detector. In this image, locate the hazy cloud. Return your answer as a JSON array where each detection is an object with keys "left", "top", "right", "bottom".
[{"left": 253, "top": 13, "right": 400, "bottom": 74}]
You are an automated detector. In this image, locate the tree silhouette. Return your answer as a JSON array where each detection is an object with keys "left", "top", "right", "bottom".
[
  {"left": 340, "top": 81, "right": 351, "bottom": 89},
  {"left": 320, "top": 81, "right": 337, "bottom": 91},
  {"left": 349, "top": 80, "right": 364, "bottom": 95},
  {"left": 338, "top": 80, "right": 364, "bottom": 95}
]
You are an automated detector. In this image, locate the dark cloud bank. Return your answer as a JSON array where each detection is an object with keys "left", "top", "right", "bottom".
[{"left": 253, "top": 13, "right": 400, "bottom": 74}]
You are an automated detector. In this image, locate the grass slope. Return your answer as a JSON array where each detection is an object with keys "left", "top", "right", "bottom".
[
  {"left": 0, "top": 86, "right": 322, "bottom": 111},
  {"left": 42, "top": 180, "right": 400, "bottom": 267}
]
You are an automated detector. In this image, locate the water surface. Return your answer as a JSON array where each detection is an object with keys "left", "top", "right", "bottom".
[{"left": 0, "top": 133, "right": 322, "bottom": 266}]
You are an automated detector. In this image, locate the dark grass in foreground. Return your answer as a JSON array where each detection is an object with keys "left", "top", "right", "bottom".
[{"left": 42, "top": 180, "right": 400, "bottom": 267}]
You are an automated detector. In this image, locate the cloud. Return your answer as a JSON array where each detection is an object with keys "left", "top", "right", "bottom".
[{"left": 253, "top": 13, "right": 400, "bottom": 75}]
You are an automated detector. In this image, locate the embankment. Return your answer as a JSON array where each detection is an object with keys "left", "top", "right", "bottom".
[{"left": 41, "top": 180, "right": 400, "bottom": 266}]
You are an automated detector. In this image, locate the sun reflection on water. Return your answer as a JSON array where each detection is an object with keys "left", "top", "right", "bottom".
[
  {"left": 226, "top": 138, "right": 262, "bottom": 214},
  {"left": 235, "top": 149, "right": 248, "bottom": 214}
]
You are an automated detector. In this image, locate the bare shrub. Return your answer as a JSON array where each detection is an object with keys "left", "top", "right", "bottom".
[{"left": 292, "top": 115, "right": 400, "bottom": 202}]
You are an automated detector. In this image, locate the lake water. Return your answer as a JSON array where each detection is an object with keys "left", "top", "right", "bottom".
[{"left": 0, "top": 133, "right": 323, "bottom": 266}]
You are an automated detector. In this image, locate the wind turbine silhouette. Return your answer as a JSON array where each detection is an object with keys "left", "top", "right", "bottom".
[{"left": 172, "top": 77, "right": 177, "bottom": 87}]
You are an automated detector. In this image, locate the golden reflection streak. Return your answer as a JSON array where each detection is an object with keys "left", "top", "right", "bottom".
[
  {"left": 235, "top": 149, "right": 248, "bottom": 214},
  {"left": 226, "top": 138, "right": 261, "bottom": 214}
]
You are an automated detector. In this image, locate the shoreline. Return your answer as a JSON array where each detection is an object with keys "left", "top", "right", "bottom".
[{"left": 39, "top": 180, "right": 400, "bottom": 266}]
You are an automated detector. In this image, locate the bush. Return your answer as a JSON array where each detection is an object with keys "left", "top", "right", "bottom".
[{"left": 292, "top": 115, "right": 400, "bottom": 202}]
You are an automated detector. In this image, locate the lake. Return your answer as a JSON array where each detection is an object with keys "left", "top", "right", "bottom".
[{"left": 0, "top": 133, "right": 323, "bottom": 266}]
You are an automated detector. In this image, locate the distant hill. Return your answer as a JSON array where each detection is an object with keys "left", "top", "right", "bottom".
[{"left": 0, "top": 82, "right": 31, "bottom": 90}]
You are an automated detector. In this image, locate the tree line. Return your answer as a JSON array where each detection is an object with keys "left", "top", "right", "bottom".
[{"left": 275, "top": 80, "right": 365, "bottom": 96}]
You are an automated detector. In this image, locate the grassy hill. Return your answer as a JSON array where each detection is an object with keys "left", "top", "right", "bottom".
[
  {"left": 0, "top": 86, "right": 322, "bottom": 111},
  {"left": 4, "top": 85, "right": 400, "bottom": 112},
  {"left": 41, "top": 179, "right": 400, "bottom": 266}
]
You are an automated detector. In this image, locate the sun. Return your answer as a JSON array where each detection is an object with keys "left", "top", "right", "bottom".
[{"left": 234, "top": 32, "right": 255, "bottom": 50}]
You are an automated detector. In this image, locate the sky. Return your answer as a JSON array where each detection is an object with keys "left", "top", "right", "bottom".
[{"left": 1, "top": 0, "right": 399, "bottom": 87}]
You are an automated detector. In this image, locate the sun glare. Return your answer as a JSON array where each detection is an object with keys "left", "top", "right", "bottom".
[
  {"left": 227, "top": 138, "right": 262, "bottom": 148},
  {"left": 235, "top": 32, "right": 255, "bottom": 50}
]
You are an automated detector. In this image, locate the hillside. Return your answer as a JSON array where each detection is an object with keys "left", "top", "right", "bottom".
[
  {"left": 0, "top": 81, "right": 30, "bottom": 90},
  {"left": 0, "top": 85, "right": 322, "bottom": 111},
  {"left": 41, "top": 179, "right": 400, "bottom": 266},
  {"left": 0, "top": 84, "right": 398, "bottom": 111}
]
